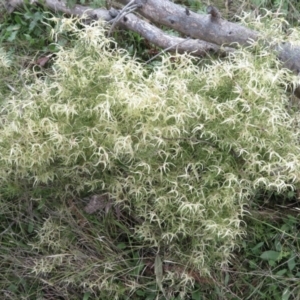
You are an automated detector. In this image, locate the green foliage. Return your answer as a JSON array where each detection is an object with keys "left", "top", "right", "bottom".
[
  {"left": 191, "top": 212, "right": 300, "bottom": 299},
  {"left": 0, "top": 8, "right": 60, "bottom": 101},
  {"left": 186, "top": 0, "right": 205, "bottom": 12},
  {"left": 0, "top": 8, "right": 52, "bottom": 50},
  {"left": 112, "top": 29, "right": 150, "bottom": 59},
  {"left": 248, "top": 0, "right": 300, "bottom": 25},
  {"left": 236, "top": 214, "right": 300, "bottom": 299},
  {"left": 1, "top": 12, "right": 300, "bottom": 300}
]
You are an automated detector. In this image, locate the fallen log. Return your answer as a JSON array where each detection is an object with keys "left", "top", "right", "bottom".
[{"left": 5, "top": 0, "right": 300, "bottom": 96}]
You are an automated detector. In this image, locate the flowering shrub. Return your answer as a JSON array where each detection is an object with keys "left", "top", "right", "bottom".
[{"left": 0, "top": 17, "right": 299, "bottom": 297}]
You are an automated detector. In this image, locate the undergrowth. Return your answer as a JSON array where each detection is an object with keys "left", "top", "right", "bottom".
[{"left": 0, "top": 12, "right": 300, "bottom": 300}]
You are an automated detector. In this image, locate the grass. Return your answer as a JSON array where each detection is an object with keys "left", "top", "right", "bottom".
[{"left": 1, "top": 198, "right": 299, "bottom": 299}]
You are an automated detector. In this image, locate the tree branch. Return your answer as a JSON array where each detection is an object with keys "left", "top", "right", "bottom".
[
  {"left": 117, "top": 0, "right": 258, "bottom": 46},
  {"left": 5, "top": 0, "right": 235, "bottom": 56},
  {"left": 4, "top": 0, "right": 300, "bottom": 96},
  {"left": 118, "top": 12, "right": 235, "bottom": 56}
]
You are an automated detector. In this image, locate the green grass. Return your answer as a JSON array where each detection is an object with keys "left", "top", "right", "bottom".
[{"left": 1, "top": 196, "right": 299, "bottom": 299}]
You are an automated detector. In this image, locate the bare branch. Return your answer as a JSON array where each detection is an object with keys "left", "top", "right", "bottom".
[
  {"left": 107, "top": 0, "right": 141, "bottom": 36},
  {"left": 117, "top": 0, "right": 259, "bottom": 46},
  {"left": 118, "top": 12, "right": 235, "bottom": 56}
]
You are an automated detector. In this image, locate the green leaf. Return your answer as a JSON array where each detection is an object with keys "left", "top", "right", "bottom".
[
  {"left": 117, "top": 243, "right": 126, "bottom": 250},
  {"left": 7, "top": 24, "right": 21, "bottom": 31},
  {"left": 83, "top": 292, "right": 90, "bottom": 300},
  {"left": 288, "top": 255, "right": 296, "bottom": 271},
  {"left": 287, "top": 190, "right": 295, "bottom": 198},
  {"left": 282, "top": 288, "right": 291, "bottom": 300},
  {"left": 251, "top": 241, "right": 264, "bottom": 253},
  {"left": 155, "top": 254, "right": 166, "bottom": 297},
  {"left": 268, "top": 260, "right": 276, "bottom": 267},
  {"left": 145, "top": 294, "right": 156, "bottom": 300},
  {"left": 7, "top": 31, "right": 18, "bottom": 42},
  {"left": 192, "top": 290, "right": 201, "bottom": 299},
  {"left": 29, "top": 20, "right": 37, "bottom": 32},
  {"left": 276, "top": 269, "right": 287, "bottom": 276},
  {"left": 130, "top": 263, "right": 145, "bottom": 276},
  {"left": 260, "top": 250, "right": 280, "bottom": 261},
  {"left": 248, "top": 260, "right": 258, "bottom": 269},
  {"left": 8, "top": 284, "right": 18, "bottom": 292},
  {"left": 155, "top": 254, "right": 163, "bottom": 284},
  {"left": 14, "top": 15, "right": 26, "bottom": 26},
  {"left": 37, "top": 200, "right": 45, "bottom": 210},
  {"left": 27, "top": 222, "right": 34, "bottom": 233},
  {"left": 274, "top": 240, "right": 282, "bottom": 251},
  {"left": 136, "top": 290, "right": 145, "bottom": 296},
  {"left": 224, "top": 272, "right": 230, "bottom": 286}
]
